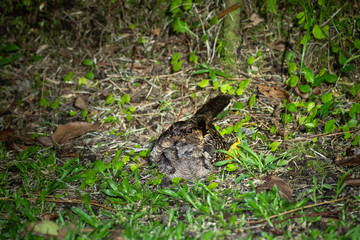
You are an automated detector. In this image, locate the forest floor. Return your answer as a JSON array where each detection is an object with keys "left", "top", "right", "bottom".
[{"left": 0, "top": 1, "right": 359, "bottom": 239}]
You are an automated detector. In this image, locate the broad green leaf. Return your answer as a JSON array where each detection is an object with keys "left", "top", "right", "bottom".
[
  {"left": 209, "top": 16, "right": 218, "bottom": 25},
  {"left": 50, "top": 99, "right": 59, "bottom": 109},
  {"left": 226, "top": 163, "right": 237, "bottom": 171},
  {"left": 171, "top": 18, "right": 188, "bottom": 33},
  {"left": 269, "top": 142, "right": 280, "bottom": 151},
  {"left": 171, "top": 52, "right": 180, "bottom": 64},
  {"left": 64, "top": 72, "right": 74, "bottom": 82},
  {"left": 352, "top": 135, "right": 360, "bottom": 146},
  {"left": 183, "top": 0, "right": 192, "bottom": 11},
  {"left": 121, "top": 94, "right": 130, "bottom": 104},
  {"left": 298, "top": 84, "right": 311, "bottom": 93},
  {"left": 287, "top": 103, "right": 297, "bottom": 112},
  {"left": 233, "top": 102, "right": 244, "bottom": 110},
  {"left": 236, "top": 88, "right": 243, "bottom": 95},
  {"left": 288, "top": 62, "right": 297, "bottom": 73},
  {"left": 189, "top": 52, "right": 197, "bottom": 64},
  {"left": 173, "top": 60, "right": 183, "bottom": 71},
  {"left": 303, "top": 66, "right": 314, "bottom": 83},
  {"left": 0, "top": 52, "right": 23, "bottom": 66},
  {"left": 106, "top": 94, "right": 115, "bottom": 104},
  {"left": 4, "top": 43, "right": 19, "bottom": 52},
  {"left": 313, "top": 73, "right": 337, "bottom": 86},
  {"left": 169, "top": 0, "right": 182, "bottom": 14},
  {"left": 354, "top": 38, "right": 360, "bottom": 49},
  {"left": 341, "top": 64, "right": 355, "bottom": 73},
  {"left": 296, "top": 12, "right": 305, "bottom": 25},
  {"left": 208, "top": 182, "right": 218, "bottom": 190},
  {"left": 249, "top": 94, "right": 256, "bottom": 107},
  {"left": 339, "top": 50, "right": 346, "bottom": 65},
  {"left": 239, "top": 78, "right": 250, "bottom": 88},
  {"left": 247, "top": 56, "right": 255, "bottom": 65},
  {"left": 209, "top": 69, "right": 216, "bottom": 82},
  {"left": 84, "top": 70, "right": 94, "bottom": 80},
  {"left": 348, "top": 119, "right": 358, "bottom": 128},
  {"left": 312, "top": 24, "right": 328, "bottom": 39},
  {"left": 78, "top": 77, "right": 88, "bottom": 87},
  {"left": 349, "top": 102, "right": 360, "bottom": 118},
  {"left": 266, "top": 0, "right": 277, "bottom": 14},
  {"left": 198, "top": 79, "right": 209, "bottom": 88},
  {"left": 287, "top": 75, "right": 298, "bottom": 87},
  {"left": 220, "top": 84, "right": 231, "bottom": 93},
  {"left": 40, "top": 97, "right": 50, "bottom": 107},
  {"left": 321, "top": 92, "right": 332, "bottom": 104},
  {"left": 324, "top": 119, "right": 336, "bottom": 133},
  {"left": 83, "top": 59, "right": 93, "bottom": 66},
  {"left": 307, "top": 102, "right": 315, "bottom": 112}
]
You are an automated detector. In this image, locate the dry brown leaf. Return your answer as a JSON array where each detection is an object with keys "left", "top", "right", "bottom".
[
  {"left": 258, "top": 85, "right": 291, "bottom": 101},
  {"left": 335, "top": 148, "right": 360, "bottom": 167},
  {"left": 343, "top": 177, "right": 360, "bottom": 186},
  {"left": 74, "top": 96, "right": 87, "bottom": 110},
  {"left": 110, "top": 229, "right": 125, "bottom": 240},
  {"left": 38, "top": 136, "right": 54, "bottom": 147},
  {"left": 249, "top": 13, "right": 264, "bottom": 26},
  {"left": 269, "top": 40, "right": 292, "bottom": 52},
  {"left": 294, "top": 86, "right": 310, "bottom": 99},
  {"left": 51, "top": 121, "right": 99, "bottom": 144},
  {"left": 295, "top": 86, "right": 320, "bottom": 99},
  {"left": 0, "top": 129, "right": 14, "bottom": 142},
  {"left": 8, "top": 142, "right": 29, "bottom": 152},
  {"left": 152, "top": 28, "right": 160, "bottom": 36},
  {"left": 57, "top": 223, "right": 76, "bottom": 240},
  {"left": 256, "top": 175, "right": 293, "bottom": 202}
]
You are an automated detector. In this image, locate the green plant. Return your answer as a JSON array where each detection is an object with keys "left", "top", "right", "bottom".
[
  {"left": 0, "top": 43, "right": 23, "bottom": 66},
  {"left": 170, "top": 52, "right": 183, "bottom": 72},
  {"left": 215, "top": 131, "right": 289, "bottom": 175}
]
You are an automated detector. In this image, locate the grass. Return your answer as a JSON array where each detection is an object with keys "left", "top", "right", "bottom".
[{"left": 0, "top": 141, "right": 359, "bottom": 239}]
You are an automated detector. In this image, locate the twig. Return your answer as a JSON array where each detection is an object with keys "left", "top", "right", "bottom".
[
  {"left": 0, "top": 197, "right": 118, "bottom": 213},
  {"left": 287, "top": 130, "right": 357, "bottom": 142},
  {"left": 321, "top": 3, "right": 347, "bottom": 27},
  {"left": 246, "top": 197, "right": 349, "bottom": 225}
]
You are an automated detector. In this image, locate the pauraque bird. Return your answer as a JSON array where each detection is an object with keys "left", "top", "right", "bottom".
[{"left": 149, "top": 95, "right": 231, "bottom": 179}]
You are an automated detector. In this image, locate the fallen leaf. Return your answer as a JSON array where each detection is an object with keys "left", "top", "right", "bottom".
[
  {"left": 26, "top": 220, "right": 58, "bottom": 237},
  {"left": 294, "top": 86, "right": 310, "bottom": 99},
  {"left": 152, "top": 28, "right": 160, "bottom": 36},
  {"left": 335, "top": 148, "right": 360, "bottom": 167},
  {"left": 74, "top": 96, "right": 87, "bottom": 109},
  {"left": 36, "top": 44, "right": 48, "bottom": 54},
  {"left": 110, "top": 228, "right": 125, "bottom": 240},
  {"left": 256, "top": 175, "right": 293, "bottom": 202},
  {"left": 0, "top": 129, "right": 14, "bottom": 142},
  {"left": 343, "top": 177, "right": 360, "bottom": 186},
  {"left": 258, "top": 85, "right": 291, "bottom": 101},
  {"left": 7, "top": 142, "right": 29, "bottom": 152},
  {"left": 295, "top": 86, "right": 320, "bottom": 99},
  {"left": 38, "top": 136, "right": 54, "bottom": 147},
  {"left": 57, "top": 223, "right": 76, "bottom": 240},
  {"left": 51, "top": 121, "right": 99, "bottom": 144},
  {"left": 249, "top": 13, "right": 264, "bottom": 27},
  {"left": 269, "top": 40, "right": 292, "bottom": 52}
]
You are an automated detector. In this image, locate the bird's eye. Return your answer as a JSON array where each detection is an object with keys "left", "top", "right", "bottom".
[{"left": 186, "top": 128, "right": 192, "bottom": 133}]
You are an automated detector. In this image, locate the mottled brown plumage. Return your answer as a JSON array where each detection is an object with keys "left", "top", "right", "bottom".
[{"left": 149, "top": 95, "right": 231, "bottom": 179}]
